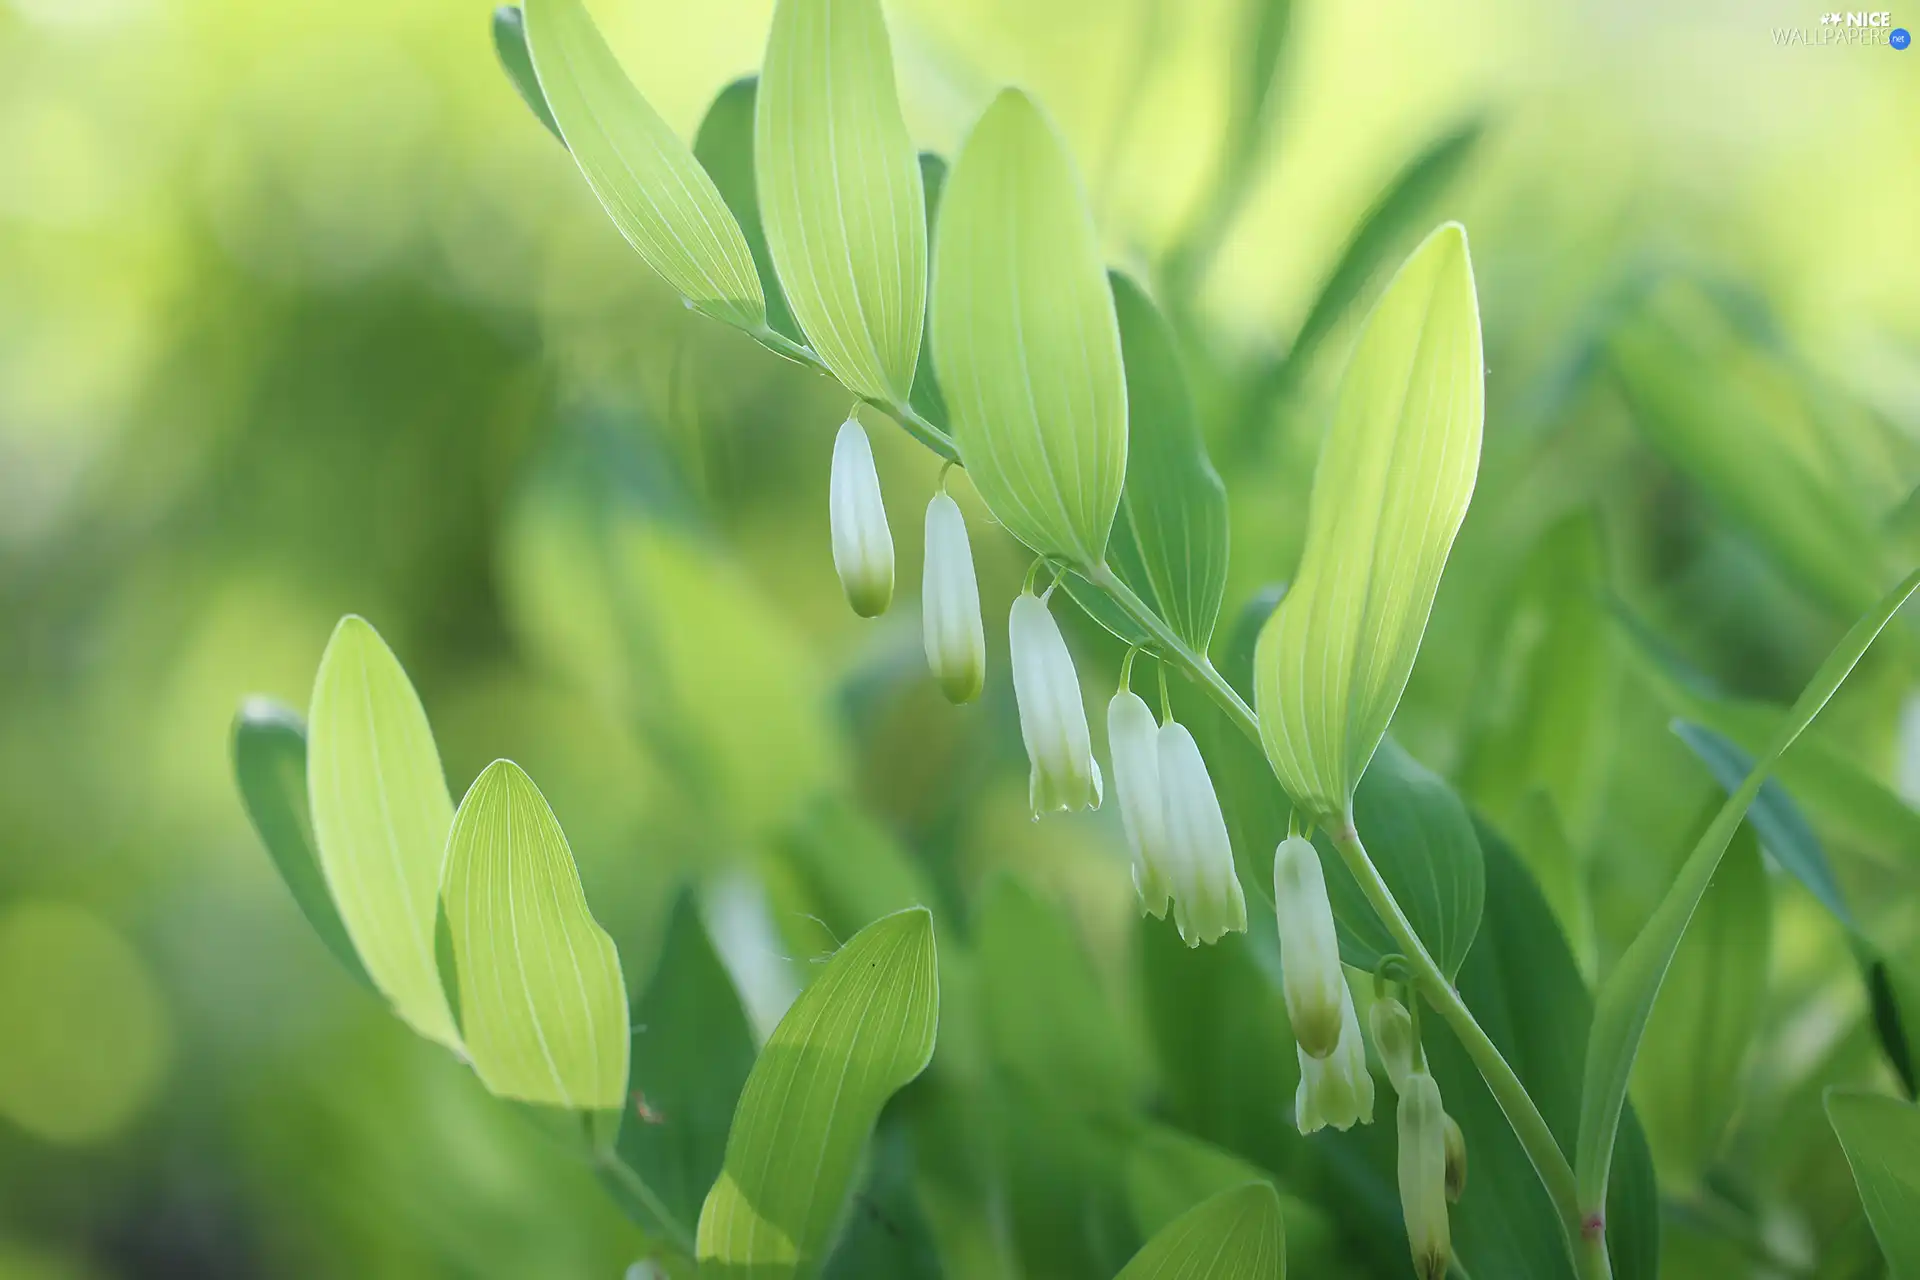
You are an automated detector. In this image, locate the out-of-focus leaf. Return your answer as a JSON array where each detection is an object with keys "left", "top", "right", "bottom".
[
  {"left": 773, "top": 796, "right": 940, "bottom": 945},
  {"left": 1124, "top": 1124, "right": 1334, "bottom": 1270},
  {"left": 607, "top": 890, "right": 755, "bottom": 1245},
  {"left": 977, "top": 877, "right": 1147, "bottom": 1119},
  {"left": 693, "top": 77, "right": 799, "bottom": 342},
  {"left": 1577, "top": 567, "right": 1920, "bottom": 1221},
  {"left": 1505, "top": 793, "right": 1595, "bottom": 980},
  {"left": 1235, "top": 0, "right": 1291, "bottom": 150},
  {"left": 232, "top": 699, "right": 371, "bottom": 989},
  {"left": 1065, "top": 272, "right": 1229, "bottom": 652},
  {"left": 307, "top": 615, "right": 461, "bottom": 1051},
  {"left": 1630, "top": 825, "right": 1770, "bottom": 1185},
  {"left": 1113, "top": 1182, "right": 1285, "bottom": 1280},
  {"left": 932, "top": 89, "right": 1127, "bottom": 566},
  {"left": 756, "top": 0, "right": 925, "bottom": 400},
  {"left": 1253, "top": 223, "right": 1484, "bottom": 822},
  {"left": 523, "top": 0, "right": 765, "bottom": 329},
  {"left": 442, "top": 760, "right": 628, "bottom": 1110},
  {"left": 906, "top": 153, "right": 950, "bottom": 428},
  {"left": 1868, "top": 960, "right": 1920, "bottom": 1100},
  {"left": 1826, "top": 1089, "right": 1920, "bottom": 1277},
  {"left": 1423, "top": 823, "right": 1660, "bottom": 1279},
  {"left": 696, "top": 907, "right": 939, "bottom": 1278},
  {"left": 1311, "top": 738, "right": 1484, "bottom": 981},
  {"left": 492, "top": 5, "right": 562, "bottom": 142},
  {"left": 1236, "top": 122, "right": 1483, "bottom": 447},
  {"left": 820, "top": 1115, "right": 944, "bottom": 1280}
]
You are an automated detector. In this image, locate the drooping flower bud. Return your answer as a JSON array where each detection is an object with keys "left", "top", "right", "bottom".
[
  {"left": 1295, "top": 981, "right": 1375, "bottom": 1133},
  {"left": 1398, "top": 1070, "right": 1453, "bottom": 1280},
  {"left": 1273, "top": 834, "right": 1346, "bottom": 1058},
  {"left": 921, "top": 492, "right": 985, "bottom": 703},
  {"left": 1108, "top": 690, "right": 1172, "bottom": 918},
  {"left": 1009, "top": 591, "right": 1102, "bottom": 815},
  {"left": 829, "top": 418, "right": 893, "bottom": 617},
  {"left": 1442, "top": 1112, "right": 1467, "bottom": 1202},
  {"left": 1158, "top": 721, "right": 1247, "bottom": 947},
  {"left": 1370, "top": 995, "right": 1416, "bottom": 1094}
]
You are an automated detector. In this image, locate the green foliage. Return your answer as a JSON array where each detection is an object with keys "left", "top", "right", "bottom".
[
  {"left": 1114, "top": 1182, "right": 1286, "bottom": 1280},
  {"left": 1254, "top": 223, "right": 1485, "bottom": 822},
  {"left": 1826, "top": 1090, "right": 1920, "bottom": 1277},
  {"left": 523, "top": 0, "right": 766, "bottom": 328},
  {"left": 491, "top": 6, "right": 562, "bottom": 142},
  {"left": 695, "top": 78, "right": 801, "bottom": 342},
  {"left": 756, "top": 0, "right": 926, "bottom": 400},
  {"left": 932, "top": 89, "right": 1128, "bottom": 567},
  {"left": 696, "top": 907, "right": 939, "bottom": 1278}
]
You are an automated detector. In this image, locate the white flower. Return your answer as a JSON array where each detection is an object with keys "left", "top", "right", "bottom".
[
  {"left": 1158, "top": 720, "right": 1247, "bottom": 946},
  {"left": 1274, "top": 834, "right": 1347, "bottom": 1058},
  {"left": 1295, "top": 981, "right": 1374, "bottom": 1132},
  {"left": 1009, "top": 591, "right": 1101, "bottom": 815},
  {"left": 1398, "top": 1070, "right": 1453, "bottom": 1280},
  {"left": 1370, "top": 994, "right": 1416, "bottom": 1093},
  {"left": 1108, "top": 689, "right": 1172, "bottom": 918},
  {"left": 829, "top": 418, "right": 893, "bottom": 617},
  {"left": 922, "top": 492, "right": 985, "bottom": 703}
]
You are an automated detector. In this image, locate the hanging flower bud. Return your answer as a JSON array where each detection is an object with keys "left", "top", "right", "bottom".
[
  {"left": 1398, "top": 1070, "right": 1453, "bottom": 1280},
  {"left": 1108, "top": 690, "right": 1172, "bottom": 918},
  {"left": 1158, "top": 721, "right": 1247, "bottom": 947},
  {"left": 1370, "top": 995, "right": 1416, "bottom": 1094},
  {"left": 1009, "top": 591, "right": 1102, "bottom": 815},
  {"left": 1442, "top": 1112, "right": 1467, "bottom": 1203},
  {"left": 922, "top": 492, "right": 985, "bottom": 703},
  {"left": 829, "top": 418, "right": 893, "bottom": 617},
  {"left": 1273, "top": 835, "right": 1347, "bottom": 1058},
  {"left": 1295, "top": 981, "right": 1375, "bottom": 1133}
]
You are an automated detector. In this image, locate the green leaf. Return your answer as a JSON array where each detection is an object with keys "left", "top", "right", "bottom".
[
  {"left": 608, "top": 889, "right": 755, "bottom": 1244},
  {"left": 523, "top": 0, "right": 765, "bottom": 329},
  {"left": 696, "top": 906, "right": 939, "bottom": 1278},
  {"left": 1311, "top": 737, "right": 1485, "bottom": 981},
  {"left": 307, "top": 615, "right": 461, "bottom": 1050},
  {"left": 819, "top": 1116, "right": 944, "bottom": 1280},
  {"left": 1576, "top": 566, "right": 1920, "bottom": 1217},
  {"left": 1234, "top": 0, "right": 1292, "bottom": 150},
  {"left": 694, "top": 77, "right": 800, "bottom": 342},
  {"left": 906, "top": 153, "right": 950, "bottom": 429},
  {"left": 1064, "top": 272, "right": 1229, "bottom": 652},
  {"left": 1113, "top": 1182, "right": 1285, "bottom": 1280},
  {"left": 1252, "top": 223, "right": 1485, "bottom": 822},
  {"left": 1826, "top": 1089, "right": 1920, "bottom": 1277},
  {"left": 1869, "top": 959, "right": 1920, "bottom": 1100},
  {"left": 1629, "top": 824, "right": 1770, "bottom": 1185},
  {"left": 1124, "top": 1123, "right": 1333, "bottom": 1268},
  {"left": 231, "top": 699, "right": 372, "bottom": 990},
  {"left": 492, "top": 6, "right": 563, "bottom": 142},
  {"left": 441, "top": 760, "right": 629, "bottom": 1110},
  {"left": 756, "top": 0, "right": 926, "bottom": 400},
  {"left": 932, "top": 89, "right": 1128, "bottom": 566}
]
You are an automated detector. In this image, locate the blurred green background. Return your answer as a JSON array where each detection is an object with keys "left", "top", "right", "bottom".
[{"left": 2, "top": 0, "right": 1918, "bottom": 1274}]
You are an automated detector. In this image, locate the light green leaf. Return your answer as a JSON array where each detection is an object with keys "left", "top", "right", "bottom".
[
  {"left": 756, "top": 0, "right": 925, "bottom": 400},
  {"left": 1311, "top": 737, "right": 1485, "bottom": 981},
  {"left": 605, "top": 889, "right": 755, "bottom": 1246},
  {"left": 696, "top": 906, "right": 939, "bottom": 1279},
  {"left": 1064, "top": 271, "right": 1229, "bottom": 652},
  {"left": 1125, "top": 1123, "right": 1332, "bottom": 1268},
  {"left": 442, "top": 760, "right": 629, "bottom": 1110},
  {"left": 523, "top": 0, "right": 765, "bottom": 329},
  {"left": 1629, "top": 824, "right": 1769, "bottom": 1186},
  {"left": 1576, "top": 566, "right": 1920, "bottom": 1219},
  {"left": 1113, "top": 1182, "right": 1285, "bottom": 1280},
  {"left": 932, "top": 89, "right": 1128, "bottom": 566},
  {"left": 1826, "top": 1089, "right": 1920, "bottom": 1277},
  {"left": 695, "top": 76, "right": 799, "bottom": 342},
  {"left": 307, "top": 615, "right": 461, "bottom": 1050},
  {"left": 492, "top": 5, "right": 563, "bottom": 143},
  {"left": 231, "top": 699, "right": 372, "bottom": 990},
  {"left": 905, "top": 152, "right": 950, "bottom": 428},
  {"left": 1252, "top": 222, "right": 1485, "bottom": 823}
]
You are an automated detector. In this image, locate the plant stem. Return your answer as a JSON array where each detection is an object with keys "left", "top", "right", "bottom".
[
  {"left": 1085, "top": 563, "right": 1260, "bottom": 746},
  {"left": 750, "top": 326, "right": 960, "bottom": 461},
  {"left": 1329, "top": 824, "right": 1602, "bottom": 1279}
]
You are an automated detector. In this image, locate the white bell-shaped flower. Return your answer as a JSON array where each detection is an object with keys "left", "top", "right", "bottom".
[
  {"left": 922, "top": 492, "right": 985, "bottom": 703},
  {"left": 1009, "top": 591, "right": 1102, "bottom": 815},
  {"left": 1398, "top": 1070, "right": 1453, "bottom": 1280},
  {"left": 1370, "top": 994, "right": 1416, "bottom": 1094},
  {"left": 1295, "top": 979, "right": 1375, "bottom": 1132},
  {"left": 1108, "top": 689, "right": 1172, "bottom": 918},
  {"left": 1274, "top": 834, "right": 1347, "bottom": 1058},
  {"left": 1158, "top": 721, "right": 1247, "bottom": 947},
  {"left": 829, "top": 418, "right": 893, "bottom": 617}
]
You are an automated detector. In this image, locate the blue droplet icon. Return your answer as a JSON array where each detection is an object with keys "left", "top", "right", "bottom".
[{"left": 1893, "top": 26, "right": 1912, "bottom": 49}]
